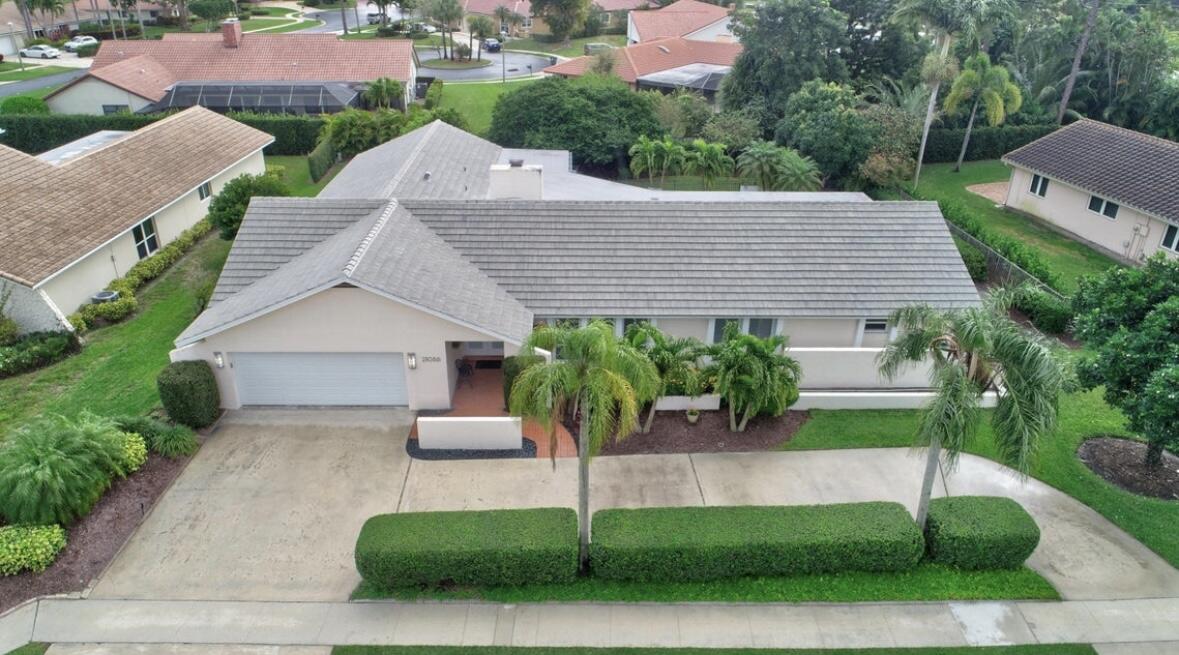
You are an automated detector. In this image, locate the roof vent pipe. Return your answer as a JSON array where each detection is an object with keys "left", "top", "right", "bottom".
[{"left": 509, "top": 158, "right": 524, "bottom": 167}]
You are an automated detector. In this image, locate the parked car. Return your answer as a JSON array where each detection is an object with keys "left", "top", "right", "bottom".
[
  {"left": 366, "top": 5, "right": 382, "bottom": 24},
  {"left": 62, "top": 35, "right": 98, "bottom": 52},
  {"left": 583, "top": 42, "right": 613, "bottom": 55},
  {"left": 19, "top": 44, "right": 61, "bottom": 59},
  {"left": 484, "top": 37, "right": 501, "bottom": 52},
  {"left": 411, "top": 22, "right": 437, "bottom": 33}
]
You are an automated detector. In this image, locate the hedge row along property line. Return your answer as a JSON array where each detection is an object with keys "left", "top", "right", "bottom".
[
  {"left": 354, "top": 498, "right": 1040, "bottom": 590},
  {"left": 0, "top": 112, "right": 324, "bottom": 156},
  {"left": 922, "top": 124, "right": 1058, "bottom": 164}
]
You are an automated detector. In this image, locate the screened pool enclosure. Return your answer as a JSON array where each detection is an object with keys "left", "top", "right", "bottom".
[{"left": 148, "top": 81, "right": 364, "bottom": 114}]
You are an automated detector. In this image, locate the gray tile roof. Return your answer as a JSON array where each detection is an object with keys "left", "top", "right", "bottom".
[
  {"left": 405, "top": 200, "right": 980, "bottom": 318},
  {"left": 1003, "top": 120, "right": 1179, "bottom": 224}
]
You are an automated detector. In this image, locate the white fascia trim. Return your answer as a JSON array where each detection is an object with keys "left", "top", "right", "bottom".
[
  {"left": 1002, "top": 161, "right": 1172, "bottom": 227},
  {"left": 32, "top": 145, "right": 272, "bottom": 290},
  {"left": 173, "top": 277, "right": 343, "bottom": 348},
  {"left": 37, "top": 288, "right": 73, "bottom": 332},
  {"left": 351, "top": 280, "right": 526, "bottom": 347}
]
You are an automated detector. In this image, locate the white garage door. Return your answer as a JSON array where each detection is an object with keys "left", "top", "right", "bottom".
[{"left": 232, "top": 352, "right": 408, "bottom": 406}]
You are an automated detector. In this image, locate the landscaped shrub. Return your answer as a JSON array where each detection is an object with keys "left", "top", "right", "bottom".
[
  {"left": 0, "top": 525, "right": 67, "bottom": 576},
  {"left": 954, "top": 237, "right": 988, "bottom": 282},
  {"left": 590, "top": 503, "right": 924, "bottom": 582},
  {"left": 157, "top": 361, "right": 221, "bottom": 428},
  {"left": 1014, "top": 285, "right": 1072, "bottom": 335},
  {"left": 424, "top": 79, "right": 443, "bottom": 109},
  {"left": 307, "top": 137, "right": 337, "bottom": 182},
  {"left": 114, "top": 415, "right": 198, "bottom": 458},
  {"left": 925, "top": 496, "right": 1040, "bottom": 570},
  {"left": 355, "top": 508, "right": 578, "bottom": 588},
  {"left": 120, "top": 432, "right": 148, "bottom": 473},
  {"left": 0, "top": 96, "right": 50, "bottom": 115},
  {"left": 924, "top": 124, "right": 1057, "bottom": 163},
  {"left": 74, "top": 42, "right": 98, "bottom": 57},
  {"left": 77, "top": 293, "right": 138, "bottom": 326},
  {"left": 0, "top": 414, "right": 126, "bottom": 525},
  {"left": 0, "top": 315, "right": 18, "bottom": 347},
  {"left": 208, "top": 172, "right": 291, "bottom": 239},
  {"left": 0, "top": 331, "right": 80, "bottom": 379},
  {"left": 502, "top": 354, "right": 544, "bottom": 408}
]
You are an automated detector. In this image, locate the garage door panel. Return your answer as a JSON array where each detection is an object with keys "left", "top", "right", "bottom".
[{"left": 233, "top": 352, "right": 407, "bottom": 406}]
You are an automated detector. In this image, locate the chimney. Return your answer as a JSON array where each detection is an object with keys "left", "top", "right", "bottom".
[
  {"left": 222, "top": 18, "right": 242, "bottom": 48},
  {"left": 488, "top": 161, "right": 543, "bottom": 200}
]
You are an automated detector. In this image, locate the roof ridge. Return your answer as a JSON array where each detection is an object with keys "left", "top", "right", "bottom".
[
  {"left": 376, "top": 120, "right": 442, "bottom": 199},
  {"left": 1076, "top": 117, "right": 1179, "bottom": 150},
  {"left": 344, "top": 200, "right": 399, "bottom": 277}
]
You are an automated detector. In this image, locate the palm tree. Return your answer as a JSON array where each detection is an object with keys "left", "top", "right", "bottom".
[
  {"left": 654, "top": 136, "right": 685, "bottom": 189},
  {"left": 493, "top": 4, "right": 512, "bottom": 33},
  {"left": 710, "top": 323, "right": 802, "bottom": 433},
  {"left": 468, "top": 14, "right": 495, "bottom": 59},
  {"left": 944, "top": 53, "right": 1022, "bottom": 172},
  {"left": 624, "top": 322, "right": 706, "bottom": 433},
  {"left": 1058, "top": 0, "right": 1100, "bottom": 125},
  {"left": 509, "top": 320, "right": 659, "bottom": 568},
  {"left": 628, "top": 134, "right": 660, "bottom": 188},
  {"left": 683, "top": 139, "right": 734, "bottom": 190},
  {"left": 737, "top": 141, "right": 821, "bottom": 192},
  {"left": 364, "top": 77, "right": 404, "bottom": 110},
  {"left": 892, "top": 0, "right": 1012, "bottom": 187},
  {"left": 774, "top": 147, "right": 822, "bottom": 191},
  {"left": 864, "top": 77, "right": 931, "bottom": 118},
  {"left": 877, "top": 295, "right": 1065, "bottom": 529}
]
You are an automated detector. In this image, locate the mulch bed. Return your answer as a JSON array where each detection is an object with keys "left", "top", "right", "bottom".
[
  {"left": 1078, "top": 437, "right": 1179, "bottom": 501},
  {"left": 0, "top": 452, "right": 191, "bottom": 614},
  {"left": 598, "top": 410, "right": 809, "bottom": 456},
  {"left": 406, "top": 437, "right": 538, "bottom": 460}
]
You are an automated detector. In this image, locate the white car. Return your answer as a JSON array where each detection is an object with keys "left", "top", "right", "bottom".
[
  {"left": 62, "top": 35, "right": 98, "bottom": 52},
  {"left": 19, "top": 44, "right": 61, "bottom": 59}
]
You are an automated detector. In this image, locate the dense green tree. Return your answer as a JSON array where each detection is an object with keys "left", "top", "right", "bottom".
[
  {"left": 624, "top": 323, "right": 707, "bottom": 433},
  {"left": 652, "top": 89, "right": 713, "bottom": 139},
  {"left": 774, "top": 80, "right": 879, "bottom": 184},
  {"left": 1072, "top": 256, "right": 1179, "bottom": 467},
  {"left": 943, "top": 53, "right": 1022, "bottom": 171},
  {"left": 207, "top": 172, "right": 291, "bottom": 239},
  {"left": 530, "top": 0, "right": 590, "bottom": 44},
  {"left": 831, "top": 0, "right": 927, "bottom": 87},
  {"left": 489, "top": 75, "right": 662, "bottom": 169},
  {"left": 363, "top": 77, "right": 405, "bottom": 110},
  {"left": 721, "top": 0, "right": 849, "bottom": 117},
  {"left": 683, "top": 139, "right": 735, "bottom": 190},
  {"left": 702, "top": 110, "right": 762, "bottom": 153},
  {"left": 709, "top": 322, "right": 802, "bottom": 433}
]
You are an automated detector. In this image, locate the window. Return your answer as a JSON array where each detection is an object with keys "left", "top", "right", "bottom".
[
  {"left": 522, "top": 15, "right": 533, "bottom": 28},
  {"left": 1029, "top": 174, "right": 1048, "bottom": 197},
  {"left": 102, "top": 104, "right": 129, "bottom": 115},
  {"left": 1088, "top": 195, "right": 1119, "bottom": 219},
  {"left": 712, "top": 318, "right": 739, "bottom": 343},
  {"left": 1162, "top": 223, "right": 1179, "bottom": 254},
  {"left": 197, "top": 181, "right": 213, "bottom": 201},
  {"left": 599, "top": 11, "right": 611, "bottom": 23},
  {"left": 748, "top": 318, "right": 776, "bottom": 338},
  {"left": 621, "top": 318, "right": 650, "bottom": 334},
  {"left": 864, "top": 319, "right": 888, "bottom": 333},
  {"left": 132, "top": 217, "right": 159, "bottom": 259}
]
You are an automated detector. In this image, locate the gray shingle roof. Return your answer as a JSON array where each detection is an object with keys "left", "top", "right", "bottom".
[
  {"left": 405, "top": 200, "right": 980, "bottom": 318},
  {"left": 1003, "top": 120, "right": 1179, "bottom": 224}
]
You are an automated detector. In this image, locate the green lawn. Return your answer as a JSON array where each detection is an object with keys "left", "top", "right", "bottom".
[
  {"left": 911, "top": 161, "right": 1120, "bottom": 293},
  {"left": 249, "top": 5, "right": 298, "bottom": 16},
  {"left": 243, "top": 17, "right": 320, "bottom": 32},
  {"left": 0, "top": 235, "right": 231, "bottom": 436},
  {"left": 0, "top": 84, "right": 62, "bottom": 101},
  {"left": 437, "top": 79, "right": 537, "bottom": 135},
  {"left": 2, "top": 645, "right": 49, "bottom": 655},
  {"left": 353, "top": 562, "right": 1057, "bottom": 603},
  {"left": 785, "top": 389, "right": 1179, "bottom": 568},
  {"left": 334, "top": 646, "right": 1098, "bottom": 655},
  {"left": 505, "top": 33, "right": 626, "bottom": 58},
  {"left": 0, "top": 64, "right": 74, "bottom": 83},
  {"left": 266, "top": 155, "right": 342, "bottom": 197}
]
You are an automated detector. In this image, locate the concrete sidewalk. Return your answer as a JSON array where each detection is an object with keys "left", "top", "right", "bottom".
[{"left": 2, "top": 597, "right": 1178, "bottom": 651}]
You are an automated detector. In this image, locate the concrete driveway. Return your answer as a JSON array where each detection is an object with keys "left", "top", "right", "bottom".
[{"left": 91, "top": 409, "right": 411, "bottom": 602}]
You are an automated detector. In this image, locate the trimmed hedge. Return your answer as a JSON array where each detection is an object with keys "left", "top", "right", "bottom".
[
  {"left": 925, "top": 496, "right": 1040, "bottom": 570},
  {"left": 355, "top": 508, "right": 578, "bottom": 588},
  {"left": 1014, "top": 285, "right": 1073, "bottom": 335},
  {"left": 590, "top": 503, "right": 924, "bottom": 582},
  {"left": 924, "top": 124, "right": 1058, "bottom": 164},
  {"left": 0, "top": 525, "right": 67, "bottom": 576},
  {"left": 954, "top": 237, "right": 988, "bottom": 282},
  {"left": 307, "top": 137, "right": 337, "bottom": 182},
  {"left": 0, "top": 331, "right": 80, "bottom": 379},
  {"left": 157, "top": 360, "right": 221, "bottom": 428},
  {"left": 0, "top": 112, "right": 323, "bottom": 155}
]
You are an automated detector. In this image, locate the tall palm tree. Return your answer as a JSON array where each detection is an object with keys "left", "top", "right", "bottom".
[
  {"left": 431, "top": 0, "right": 462, "bottom": 59},
  {"left": 683, "top": 139, "right": 734, "bottom": 190},
  {"left": 628, "top": 134, "right": 659, "bottom": 188},
  {"left": 877, "top": 295, "right": 1065, "bottom": 528},
  {"left": 624, "top": 322, "right": 706, "bottom": 433},
  {"left": 509, "top": 320, "right": 659, "bottom": 568},
  {"left": 892, "top": 0, "right": 1012, "bottom": 187},
  {"left": 493, "top": 4, "right": 512, "bottom": 33},
  {"left": 710, "top": 323, "right": 802, "bottom": 433},
  {"left": 468, "top": 14, "right": 495, "bottom": 59},
  {"left": 654, "top": 136, "right": 685, "bottom": 189},
  {"left": 1058, "top": 0, "right": 1100, "bottom": 125},
  {"left": 944, "top": 53, "right": 1022, "bottom": 172}
]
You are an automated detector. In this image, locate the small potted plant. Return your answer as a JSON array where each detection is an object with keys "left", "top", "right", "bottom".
[{"left": 686, "top": 408, "right": 700, "bottom": 424}]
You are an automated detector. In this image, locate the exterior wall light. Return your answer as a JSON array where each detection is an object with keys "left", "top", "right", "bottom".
[
  {"left": 213, "top": 352, "right": 224, "bottom": 369},
  {"left": 407, "top": 353, "right": 417, "bottom": 370}
]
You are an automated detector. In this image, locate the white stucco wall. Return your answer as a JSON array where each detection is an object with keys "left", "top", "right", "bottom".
[
  {"left": 46, "top": 77, "right": 155, "bottom": 115},
  {"left": 1, "top": 280, "right": 67, "bottom": 333},
  {"left": 1005, "top": 166, "right": 1178, "bottom": 263},
  {"left": 172, "top": 287, "right": 520, "bottom": 410},
  {"left": 656, "top": 318, "right": 709, "bottom": 341},
  {"left": 790, "top": 348, "right": 929, "bottom": 390},
  {"left": 37, "top": 150, "right": 265, "bottom": 316},
  {"left": 781, "top": 318, "right": 860, "bottom": 347}
]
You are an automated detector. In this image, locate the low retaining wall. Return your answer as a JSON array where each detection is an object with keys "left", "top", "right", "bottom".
[
  {"left": 790, "top": 348, "right": 931, "bottom": 390},
  {"left": 417, "top": 416, "right": 522, "bottom": 450},
  {"left": 795, "top": 390, "right": 999, "bottom": 410},
  {"left": 654, "top": 394, "right": 721, "bottom": 411}
]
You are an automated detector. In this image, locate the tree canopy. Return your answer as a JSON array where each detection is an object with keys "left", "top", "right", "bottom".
[{"left": 774, "top": 80, "right": 879, "bottom": 184}]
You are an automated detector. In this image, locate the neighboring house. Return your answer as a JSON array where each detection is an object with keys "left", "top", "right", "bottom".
[
  {"left": 545, "top": 36, "right": 740, "bottom": 99},
  {"left": 45, "top": 19, "right": 417, "bottom": 115},
  {"left": 0, "top": 0, "right": 168, "bottom": 52},
  {"left": 0, "top": 108, "right": 271, "bottom": 333},
  {"left": 626, "top": 0, "right": 732, "bottom": 44},
  {"left": 593, "top": 0, "right": 650, "bottom": 30},
  {"left": 463, "top": 0, "right": 542, "bottom": 35},
  {"left": 1002, "top": 120, "right": 1179, "bottom": 264},
  {"left": 171, "top": 121, "right": 979, "bottom": 411}
]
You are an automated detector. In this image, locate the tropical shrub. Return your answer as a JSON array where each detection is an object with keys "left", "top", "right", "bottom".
[
  {"left": 115, "top": 415, "right": 199, "bottom": 458},
  {"left": 924, "top": 496, "right": 1040, "bottom": 570},
  {"left": 709, "top": 322, "right": 801, "bottom": 431},
  {"left": 0, "top": 96, "right": 49, "bottom": 115},
  {"left": 424, "top": 80, "right": 444, "bottom": 109},
  {"left": 77, "top": 294, "right": 138, "bottom": 325},
  {"left": 307, "top": 137, "right": 337, "bottom": 182},
  {"left": 0, "top": 525, "right": 67, "bottom": 576},
  {"left": 0, "top": 331, "right": 80, "bottom": 379},
  {"left": 954, "top": 237, "right": 988, "bottom": 282},
  {"left": 0, "top": 316, "right": 19, "bottom": 347},
  {"left": 355, "top": 508, "right": 578, "bottom": 588},
  {"left": 157, "top": 361, "right": 221, "bottom": 428},
  {"left": 502, "top": 354, "right": 544, "bottom": 408},
  {"left": 208, "top": 172, "right": 291, "bottom": 239},
  {"left": 1014, "top": 285, "right": 1072, "bottom": 335},
  {"left": 590, "top": 502, "right": 924, "bottom": 582},
  {"left": 120, "top": 432, "right": 148, "bottom": 473},
  {"left": 0, "top": 413, "right": 126, "bottom": 525}
]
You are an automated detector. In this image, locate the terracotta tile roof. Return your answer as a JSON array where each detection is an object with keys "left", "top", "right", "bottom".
[
  {"left": 0, "top": 108, "right": 273, "bottom": 288},
  {"left": 51, "top": 32, "right": 416, "bottom": 103},
  {"left": 545, "top": 37, "right": 740, "bottom": 82},
  {"left": 464, "top": 0, "right": 531, "bottom": 16},
  {"left": 628, "top": 0, "right": 730, "bottom": 40},
  {"left": 594, "top": 0, "right": 650, "bottom": 12},
  {"left": 1002, "top": 120, "right": 1179, "bottom": 224}
]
